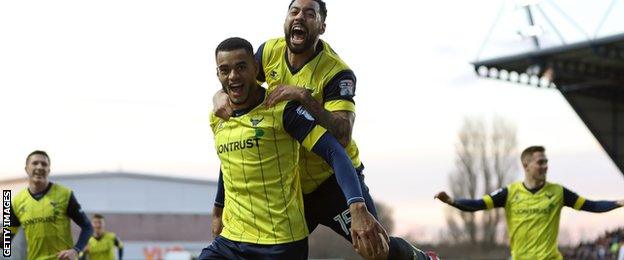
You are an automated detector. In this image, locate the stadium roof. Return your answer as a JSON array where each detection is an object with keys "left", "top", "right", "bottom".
[{"left": 472, "top": 32, "right": 624, "bottom": 177}]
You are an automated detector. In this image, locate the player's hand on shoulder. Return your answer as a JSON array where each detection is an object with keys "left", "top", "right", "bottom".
[
  {"left": 617, "top": 199, "right": 624, "bottom": 207},
  {"left": 434, "top": 191, "right": 454, "bottom": 204},
  {"left": 213, "top": 89, "right": 232, "bottom": 120},
  {"left": 265, "top": 84, "right": 308, "bottom": 107},
  {"left": 57, "top": 248, "right": 78, "bottom": 260}
]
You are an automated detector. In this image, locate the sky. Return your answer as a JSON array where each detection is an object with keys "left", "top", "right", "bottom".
[{"left": 1, "top": 0, "right": 623, "bottom": 244}]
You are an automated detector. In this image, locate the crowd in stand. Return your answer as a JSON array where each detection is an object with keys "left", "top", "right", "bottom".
[{"left": 564, "top": 227, "right": 624, "bottom": 260}]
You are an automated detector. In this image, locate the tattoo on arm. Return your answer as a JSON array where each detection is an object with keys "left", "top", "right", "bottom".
[{"left": 300, "top": 93, "right": 354, "bottom": 147}]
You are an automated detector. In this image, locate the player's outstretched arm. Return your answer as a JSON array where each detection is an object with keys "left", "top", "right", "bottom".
[
  {"left": 579, "top": 199, "right": 623, "bottom": 212},
  {"left": 266, "top": 84, "right": 353, "bottom": 147},
  {"left": 213, "top": 89, "right": 233, "bottom": 120},
  {"left": 434, "top": 191, "right": 490, "bottom": 212},
  {"left": 564, "top": 187, "right": 624, "bottom": 212}
]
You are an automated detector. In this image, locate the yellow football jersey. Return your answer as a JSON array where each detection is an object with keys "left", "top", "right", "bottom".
[
  {"left": 210, "top": 91, "right": 326, "bottom": 244},
  {"left": 11, "top": 183, "right": 74, "bottom": 260},
  {"left": 85, "top": 232, "right": 122, "bottom": 260},
  {"left": 257, "top": 37, "right": 362, "bottom": 194},
  {"left": 489, "top": 182, "right": 585, "bottom": 260}
]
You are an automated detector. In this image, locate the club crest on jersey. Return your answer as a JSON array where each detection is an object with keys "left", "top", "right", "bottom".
[
  {"left": 339, "top": 79, "right": 355, "bottom": 96},
  {"left": 250, "top": 115, "right": 264, "bottom": 126},
  {"left": 296, "top": 105, "right": 315, "bottom": 121},
  {"left": 270, "top": 70, "right": 278, "bottom": 79}
]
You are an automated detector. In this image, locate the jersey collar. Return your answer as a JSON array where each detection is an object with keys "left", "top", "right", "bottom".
[
  {"left": 522, "top": 182, "right": 545, "bottom": 194},
  {"left": 28, "top": 182, "right": 53, "bottom": 201},
  {"left": 284, "top": 40, "right": 324, "bottom": 75}
]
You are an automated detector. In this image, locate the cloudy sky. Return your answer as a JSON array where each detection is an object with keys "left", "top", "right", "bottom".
[{"left": 1, "top": 0, "right": 623, "bottom": 244}]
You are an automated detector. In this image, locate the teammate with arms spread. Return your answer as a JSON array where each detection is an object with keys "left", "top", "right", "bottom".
[
  {"left": 212, "top": 1, "right": 435, "bottom": 259},
  {"left": 80, "top": 214, "right": 123, "bottom": 260},
  {"left": 8, "top": 150, "right": 93, "bottom": 260},
  {"left": 435, "top": 146, "right": 624, "bottom": 260},
  {"left": 201, "top": 37, "right": 382, "bottom": 260}
]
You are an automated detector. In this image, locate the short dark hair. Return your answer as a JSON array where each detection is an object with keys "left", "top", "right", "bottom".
[
  {"left": 26, "top": 150, "right": 50, "bottom": 165},
  {"left": 521, "top": 146, "right": 545, "bottom": 166},
  {"left": 215, "top": 37, "right": 254, "bottom": 57},
  {"left": 93, "top": 214, "right": 104, "bottom": 219},
  {"left": 289, "top": 0, "right": 327, "bottom": 22}
]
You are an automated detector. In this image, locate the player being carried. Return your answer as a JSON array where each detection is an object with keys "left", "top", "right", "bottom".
[
  {"left": 212, "top": 1, "right": 436, "bottom": 259},
  {"left": 201, "top": 37, "right": 386, "bottom": 260}
]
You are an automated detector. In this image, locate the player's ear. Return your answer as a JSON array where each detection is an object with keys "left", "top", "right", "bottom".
[{"left": 320, "top": 22, "right": 326, "bottom": 35}]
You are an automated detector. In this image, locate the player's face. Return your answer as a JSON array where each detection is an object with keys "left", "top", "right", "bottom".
[
  {"left": 216, "top": 49, "right": 258, "bottom": 107},
  {"left": 525, "top": 151, "right": 548, "bottom": 182},
  {"left": 284, "top": 0, "right": 325, "bottom": 54},
  {"left": 25, "top": 154, "right": 50, "bottom": 186},
  {"left": 92, "top": 218, "right": 105, "bottom": 234}
]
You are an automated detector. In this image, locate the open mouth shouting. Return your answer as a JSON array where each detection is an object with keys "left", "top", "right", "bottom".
[
  {"left": 290, "top": 24, "right": 308, "bottom": 46},
  {"left": 227, "top": 83, "right": 245, "bottom": 101}
]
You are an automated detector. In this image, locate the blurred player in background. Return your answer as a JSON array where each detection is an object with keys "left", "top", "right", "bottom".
[
  {"left": 80, "top": 214, "right": 123, "bottom": 260},
  {"left": 436, "top": 145, "right": 624, "bottom": 260},
  {"left": 8, "top": 150, "right": 93, "bottom": 260}
]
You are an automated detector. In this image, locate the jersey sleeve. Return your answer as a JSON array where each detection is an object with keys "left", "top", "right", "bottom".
[
  {"left": 214, "top": 169, "right": 225, "bottom": 208},
  {"left": 209, "top": 113, "right": 222, "bottom": 134},
  {"left": 311, "top": 133, "right": 364, "bottom": 205},
  {"left": 483, "top": 187, "right": 508, "bottom": 209},
  {"left": 114, "top": 235, "right": 124, "bottom": 259},
  {"left": 8, "top": 204, "right": 20, "bottom": 236},
  {"left": 255, "top": 42, "right": 266, "bottom": 83},
  {"left": 67, "top": 192, "right": 94, "bottom": 251},
  {"left": 564, "top": 187, "right": 621, "bottom": 212},
  {"left": 322, "top": 70, "right": 356, "bottom": 112},
  {"left": 563, "top": 187, "right": 585, "bottom": 210},
  {"left": 283, "top": 101, "right": 327, "bottom": 151}
]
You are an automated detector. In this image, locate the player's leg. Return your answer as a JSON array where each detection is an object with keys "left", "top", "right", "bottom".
[
  {"left": 239, "top": 238, "right": 309, "bottom": 260},
  {"left": 313, "top": 172, "right": 434, "bottom": 260},
  {"left": 357, "top": 174, "right": 434, "bottom": 260},
  {"left": 306, "top": 173, "right": 356, "bottom": 239},
  {"left": 198, "top": 236, "right": 241, "bottom": 260},
  {"left": 303, "top": 192, "right": 322, "bottom": 233}
]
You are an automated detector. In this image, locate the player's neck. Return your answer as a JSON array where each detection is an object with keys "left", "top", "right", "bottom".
[
  {"left": 287, "top": 46, "right": 317, "bottom": 70},
  {"left": 28, "top": 181, "right": 49, "bottom": 194},
  {"left": 523, "top": 178, "right": 545, "bottom": 190}
]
